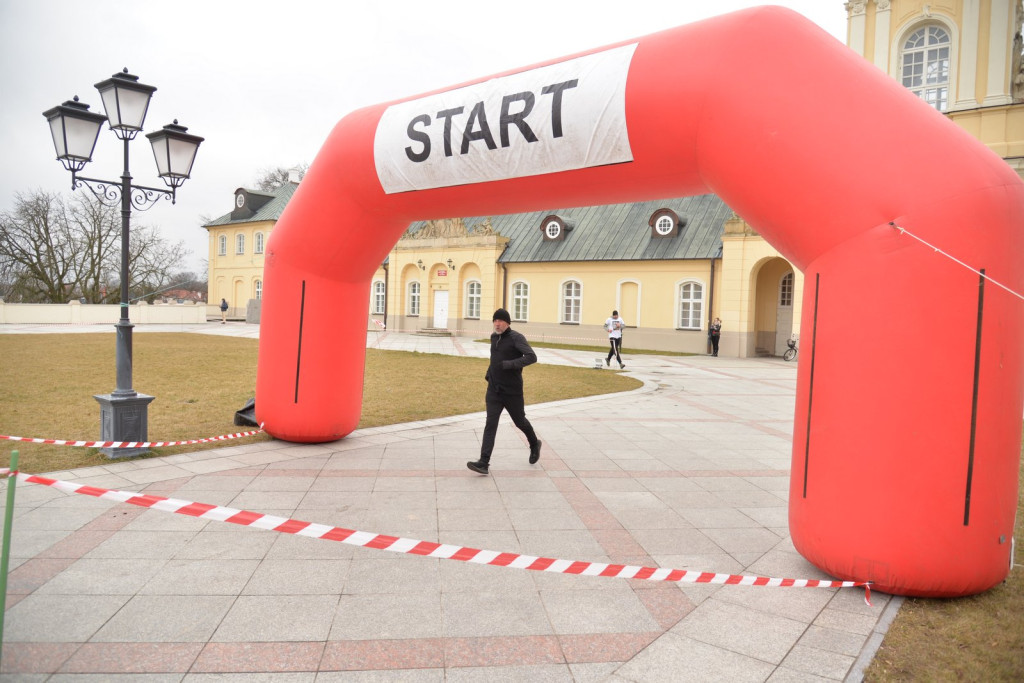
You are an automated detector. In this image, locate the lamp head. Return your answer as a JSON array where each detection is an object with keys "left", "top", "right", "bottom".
[
  {"left": 146, "top": 120, "right": 204, "bottom": 190},
  {"left": 42, "top": 96, "right": 107, "bottom": 173},
  {"left": 94, "top": 68, "right": 157, "bottom": 140}
]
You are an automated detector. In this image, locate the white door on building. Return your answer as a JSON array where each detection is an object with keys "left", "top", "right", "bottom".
[
  {"left": 775, "top": 272, "right": 794, "bottom": 356},
  {"left": 775, "top": 307, "right": 793, "bottom": 355},
  {"left": 433, "top": 290, "right": 449, "bottom": 329}
]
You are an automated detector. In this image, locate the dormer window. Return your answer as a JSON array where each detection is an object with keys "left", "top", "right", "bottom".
[
  {"left": 230, "top": 188, "right": 274, "bottom": 220},
  {"left": 649, "top": 208, "right": 685, "bottom": 238},
  {"left": 540, "top": 214, "right": 573, "bottom": 242},
  {"left": 231, "top": 190, "right": 252, "bottom": 220}
]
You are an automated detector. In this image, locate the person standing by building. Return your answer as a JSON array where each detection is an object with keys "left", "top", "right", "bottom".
[
  {"left": 467, "top": 308, "right": 542, "bottom": 475},
  {"left": 709, "top": 317, "right": 722, "bottom": 356},
  {"left": 604, "top": 310, "right": 626, "bottom": 369},
  {"left": 219, "top": 298, "right": 229, "bottom": 324}
]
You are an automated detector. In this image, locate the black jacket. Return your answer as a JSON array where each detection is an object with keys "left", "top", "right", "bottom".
[{"left": 485, "top": 327, "right": 537, "bottom": 395}]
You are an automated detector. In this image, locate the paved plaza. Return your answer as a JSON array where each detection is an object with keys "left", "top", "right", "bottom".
[{"left": 0, "top": 323, "right": 899, "bottom": 681}]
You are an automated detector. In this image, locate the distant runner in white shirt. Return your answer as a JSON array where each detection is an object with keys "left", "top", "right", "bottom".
[{"left": 604, "top": 310, "right": 626, "bottom": 369}]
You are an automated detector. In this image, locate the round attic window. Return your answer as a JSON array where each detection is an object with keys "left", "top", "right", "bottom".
[
  {"left": 655, "top": 215, "right": 674, "bottom": 235},
  {"left": 545, "top": 220, "right": 562, "bottom": 239}
]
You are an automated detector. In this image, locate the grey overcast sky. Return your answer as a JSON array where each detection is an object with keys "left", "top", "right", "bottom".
[{"left": 0, "top": 1, "right": 848, "bottom": 272}]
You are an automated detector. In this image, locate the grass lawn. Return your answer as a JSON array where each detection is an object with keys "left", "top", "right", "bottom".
[
  {"left": 1, "top": 332, "right": 1021, "bottom": 679},
  {"left": 0, "top": 333, "right": 640, "bottom": 473}
]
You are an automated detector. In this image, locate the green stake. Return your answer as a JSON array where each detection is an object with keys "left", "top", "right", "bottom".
[{"left": 0, "top": 450, "right": 19, "bottom": 669}]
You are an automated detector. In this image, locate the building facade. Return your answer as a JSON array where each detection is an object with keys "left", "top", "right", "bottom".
[
  {"left": 848, "top": 0, "right": 1023, "bottom": 176},
  {"left": 204, "top": 1, "right": 1023, "bottom": 355},
  {"left": 372, "top": 197, "right": 780, "bottom": 356},
  {"left": 203, "top": 180, "right": 298, "bottom": 320}
]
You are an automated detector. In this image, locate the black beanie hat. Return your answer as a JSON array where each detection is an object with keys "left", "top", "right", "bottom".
[{"left": 492, "top": 308, "right": 511, "bottom": 323}]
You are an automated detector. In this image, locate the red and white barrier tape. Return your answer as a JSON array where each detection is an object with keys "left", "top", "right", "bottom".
[
  {"left": 3, "top": 471, "right": 871, "bottom": 604},
  {"left": 0, "top": 427, "right": 264, "bottom": 449}
]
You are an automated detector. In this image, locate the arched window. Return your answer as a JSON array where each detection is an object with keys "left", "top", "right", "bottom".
[
  {"left": 372, "top": 280, "right": 385, "bottom": 314},
  {"left": 901, "top": 25, "right": 950, "bottom": 111},
  {"left": 255, "top": 280, "right": 263, "bottom": 300},
  {"left": 465, "top": 281, "right": 482, "bottom": 319},
  {"left": 408, "top": 281, "right": 420, "bottom": 316},
  {"left": 562, "top": 280, "right": 581, "bottom": 324},
  {"left": 655, "top": 215, "right": 674, "bottom": 235},
  {"left": 779, "top": 272, "right": 794, "bottom": 307},
  {"left": 254, "top": 232, "right": 264, "bottom": 254},
  {"left": 512, "top": 282, "right": 529, "bottom": 321},
  {"left": 678, "top": 281, "right": 703, "bottom": 329},
  {"left": 218, "top": 235, "right": 227, "bottom": 256},
  {"left": 235, "top": 234, "right": 245, "bottom": 255}
]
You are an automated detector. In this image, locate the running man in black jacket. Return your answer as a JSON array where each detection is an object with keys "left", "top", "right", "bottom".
[{"left": 467, "top": 308, "right": 542, "bottom": 474}]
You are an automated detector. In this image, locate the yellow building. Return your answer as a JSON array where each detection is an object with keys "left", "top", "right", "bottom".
[
  {"left": 203, "top": 178, "right": 298, "bottom": 320},
  {"left": 207, "top": 1, "right": 1023, "bottom": 355},
  {"left": 374, "top": 197, "right": 757, "bottom": 355},
  {"left": 848, "top": 0, "right": 1024, "bottom": 179}
]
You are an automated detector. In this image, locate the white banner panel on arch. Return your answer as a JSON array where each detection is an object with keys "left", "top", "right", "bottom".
[{"left": 374, "top": 43, "right": 637, "bottom": 194}]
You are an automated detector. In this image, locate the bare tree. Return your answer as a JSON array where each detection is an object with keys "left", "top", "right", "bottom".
[
  {"left": 126, "top": 223, "right": 189, "bottom": 302},
  {"left": 0, "top": 191, "right": 79, "bottom": 302},
  {"left": 0, "top": 189, "right": 189, "bottom": 303},
  {"left": 252, "top": 163, "right": 308, "bottom": 192},
  {"left": 69, "top": 192, "right": 120, "bottom": 303},
  {"left": 162, "top": 269, "right": 208, "bottom": 300}
]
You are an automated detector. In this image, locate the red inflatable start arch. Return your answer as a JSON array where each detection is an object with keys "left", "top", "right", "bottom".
[{"left": 256, "top": 7, "right": 1024, "bottom": 597}]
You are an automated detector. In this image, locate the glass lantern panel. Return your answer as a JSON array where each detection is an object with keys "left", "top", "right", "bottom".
[
  {"left": 59, "top": 115, "right": 103, "bottom": 160},
  {"left": 100, "top": 86, "right": 152, "bottom": 130},
  {"left": 167, "top": 138, "right": 198, "bottom": 177},
  {"left": 48, "top": 117, "right": 68, "bottom": 157}
]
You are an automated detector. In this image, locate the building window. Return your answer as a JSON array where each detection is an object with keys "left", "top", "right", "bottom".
[
  {"left": 678, "top": 281, "right": 703, "bottom": 329},
  {"left": 779, "top": 272, "right": 794, "bottom": 307},
  {"left": 254, "top": 232, "right": 264, "bottom": 254},
  {"left": 562, "top": 280, "right": 581, "bottom": 324},
  {"left": 372, "top": 280, "right": 385, "bottom": 314},
  {"left": 512, "top": 282, "right": 529, "bottom": 321},
  {"left": 901, "top": 25, "right": 950, "bottom": 112},
  {"left": 254, "top": 280, "right": 262, "bottom": 300},
  {"left": 655, "top": 216, "right": 674, "bottom": 235},
  {"left": 540, "top": 215, "right": 573, "bottom": 241},
  {"left": 235, "top": 234, "right": 245, "bottom": 255},
  {"left": 466, "top": 281, "right": 481, "bottom": 319},
  {"left": 408, "top": 281, "right": 420, "bottom": 316},
  {"left": 218, "top": 235, "right": 227, "bottom": 256},
  {"left": 649, "top": 208, "right": 683, "bottom": 238}
]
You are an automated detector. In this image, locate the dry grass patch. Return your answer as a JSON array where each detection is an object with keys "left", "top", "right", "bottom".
[
  {"left": 0, "top": 333, "right": 640, "bottom": 473},
  {"left": 864, "top": 436, "right": 1024, "bottom": 682}
]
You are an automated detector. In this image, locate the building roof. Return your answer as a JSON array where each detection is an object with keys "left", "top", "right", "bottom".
[
  {"left": 205, "top": 182, "right": 731, "bottom": 262},
  {"left": 203, "top": 182, "right": 299, "bottom": 227},
  {"left": 405, "top": 194, "right": 731, "bottom": 263}
]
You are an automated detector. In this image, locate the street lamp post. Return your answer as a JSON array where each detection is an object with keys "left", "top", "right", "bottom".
[{"left": 43, "top": 69, "right": 203, "bottom": 458}]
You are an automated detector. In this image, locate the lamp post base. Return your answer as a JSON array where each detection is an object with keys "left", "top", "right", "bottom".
[{"left": 94, "top": 392, "right": 156, "bottom": 459}]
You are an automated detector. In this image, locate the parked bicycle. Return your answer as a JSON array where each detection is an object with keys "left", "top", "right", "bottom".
[{"left": 783, "top": 338, "right": 798, "bottom": 362}]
